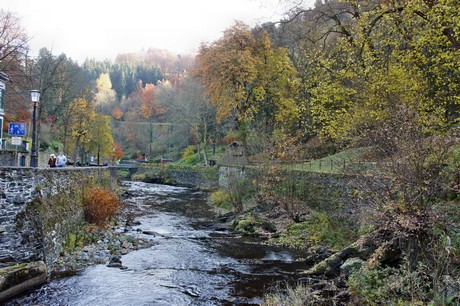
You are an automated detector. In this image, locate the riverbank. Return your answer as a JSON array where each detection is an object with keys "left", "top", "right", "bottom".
[
  {"left": 50, "top": 186, "right": 161, "bottom": 278},
  {"left": 6, "top": 181, "right": 315, "bottom": 305}
]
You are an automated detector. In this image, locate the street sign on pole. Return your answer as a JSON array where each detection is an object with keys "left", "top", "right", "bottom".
[
  {"left": 11, "top": 137, "right": 22, "bottom": 145},
  {"left": 8, "top": 123, "right": 27, "bottom": 137}
]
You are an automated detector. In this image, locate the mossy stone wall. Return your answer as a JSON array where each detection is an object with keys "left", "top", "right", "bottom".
[{"left": 0, "top": 167, "right": 116, "bottom": 274}]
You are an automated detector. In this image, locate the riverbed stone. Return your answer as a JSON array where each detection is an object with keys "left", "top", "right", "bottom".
[
  {"left": 304, "top": 236, "right": 377, "bottom": 277},
  {"left": 107, "top": 256, "right": 123, "bottom": 268},
  {"left": 340, "top": 257, "right": 364, "bottom": 278}
]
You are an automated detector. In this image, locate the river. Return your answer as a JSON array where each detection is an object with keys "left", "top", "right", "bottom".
[{"left": 6, "top": 181, "right": 306, "bottom": 305}]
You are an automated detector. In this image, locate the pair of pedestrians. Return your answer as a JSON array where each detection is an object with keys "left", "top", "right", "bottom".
[{"left": 48, "top": 152, "right": 67, "bottom": 167}]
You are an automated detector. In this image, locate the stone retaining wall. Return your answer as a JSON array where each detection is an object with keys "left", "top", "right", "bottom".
[
  {"left": 133, "top": 165, "right": 366, "bottom": 220},
  {"left": 0, "top": 167, "right": 117, "bottom": 273},
  {"left": 0, "top": 151, "right": 16, "bottom": 167},
  {"left": 219, "top": 165, "right": 367, "bottom": 220},
  {"left": 135, "top": 165, "right": 219, "bottom": 189}
]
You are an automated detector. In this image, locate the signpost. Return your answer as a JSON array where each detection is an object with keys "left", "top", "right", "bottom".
[
  {"left": 8, "top": 123, "right": 27, "bottom": 137},
  {"left": 11, "top": 137, "right": 22, "bottom": 166},
  {"left": 8, "top": 123, "right": 27, "bottom": 166},
  {"left": 11, "top": 137, "right": 22, "bottom": 145}
]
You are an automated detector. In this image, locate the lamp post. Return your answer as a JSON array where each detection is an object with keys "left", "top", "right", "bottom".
[{"left": 30, "top": 90, "right": 40, "bottom": 167}]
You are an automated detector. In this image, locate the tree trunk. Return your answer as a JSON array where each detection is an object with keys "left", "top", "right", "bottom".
[{"left": 202, "top": 121, "right": 208, "bottom": 166}]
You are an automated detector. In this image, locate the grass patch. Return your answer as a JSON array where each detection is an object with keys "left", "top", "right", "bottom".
[
  {"left": 264, "top": 282, "right": 316, "bottom": 306},
  {"left": 175, "top": 145, "right": 226, "bottom": 166},
  {"left": 286, "top": 147, "right": 375, "bottom": 174}
]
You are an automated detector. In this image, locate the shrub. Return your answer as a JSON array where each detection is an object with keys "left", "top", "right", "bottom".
[
  {"left": 348, "top": 265, "right": 399, "bottom": 305},
  {"left": 131, "top": 173, "right": 146, "bottom": 181},
  {"left": 263, "top": 282, "right": 317, "bottom": 306},
  {"left": 231, "top": 214, "right": 264, "bottom": 236},
  {"left": 182, "top": 145, "right": 196, "bottom": 163},
  {"left": 83, "top": 187, "right": 121, "bottom": 226},
  {"left": 210, "top": 189, "right": 233, "bottom": 210},
  {"left": 349, "top": 243, "right": 460, "bottom": 306}
]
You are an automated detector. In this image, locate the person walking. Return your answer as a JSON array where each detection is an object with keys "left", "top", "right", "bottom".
[
  {"left": 48, "top": 154, "right": 56, "bottom": 167},
  {"left": 56, "top": 152, "right": 67, "bottom": 167}
]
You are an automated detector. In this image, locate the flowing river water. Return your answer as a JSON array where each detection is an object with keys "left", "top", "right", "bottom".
[{"left": 7, "top": 181, "right": 306, "bottom": 305}]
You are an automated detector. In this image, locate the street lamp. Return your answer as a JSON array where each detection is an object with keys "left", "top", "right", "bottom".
[{"left": 30, "top": 90, "right": 40, "bottom": 167}]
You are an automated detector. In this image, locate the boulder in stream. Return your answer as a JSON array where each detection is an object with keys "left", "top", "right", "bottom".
[{"left": 107, "top": 256, "right": 123, "bottom": 268}]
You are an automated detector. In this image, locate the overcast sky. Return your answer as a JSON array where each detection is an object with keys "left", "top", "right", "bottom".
[{"left": 2, "top": 0, "right": 314, "bottom": 63}]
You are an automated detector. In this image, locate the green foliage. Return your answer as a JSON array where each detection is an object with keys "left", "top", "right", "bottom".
[
  {"left": 348, "top": 265, "right": 400, "bottom": 305},
  {"left": 230, "top": 214, "right": 265, "bottom": 236},
  {"left": 116, "top": 169, "right": 130, "bottom": 179},
  {"left": 348, "top": 261, "right": 459, "bottom": 306},
  {"left": 209, "top": 189, "right": 233, "bottom": 210},
  {"left": 226, "top": 176, "right": 256, "bottom": 213},
  {"left": 50, "top": 139, "right": 61, "bottom": 153},
  {"left": 64, "top": 233, "right": 77, "bottom": 254},
  {"left": 131, "top": 173, "right": 146, "bottom": 181},
  {"left": 62, "top": 226, "right": 99, "bottom": 254},
  {"left": 289, "top": 0, "right": 460, "bottom": 142},
  {"left": 180, "top": 145, "right": 197, "bottom": 164},
  {"left": 82, "top": 58, "right": 163, "bottom": 99},
  {"left": 131, "top": 170, "right": 166, "bottom": 184}
]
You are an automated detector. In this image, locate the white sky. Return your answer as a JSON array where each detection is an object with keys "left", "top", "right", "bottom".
[{"left": 1, "top": 0, "right": 314, "bottom": 63}]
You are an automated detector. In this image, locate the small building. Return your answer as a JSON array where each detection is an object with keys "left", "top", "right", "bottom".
[{"left": 220, "top": 141, "right": 249, "bottom": 166}]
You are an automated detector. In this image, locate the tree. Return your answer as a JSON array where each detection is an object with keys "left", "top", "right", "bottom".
[
  {"left": 30, "top": 48, "right": 89, "bottom": 152},
  {"left": 0, "top": 10, "right": 29, "bottom": 74},
  {"left": 169, "top": 77, "right": 216, "bottom": 165},
  {"left": 88, "top": 114, "right": 114, "bottom": 165},
  {"left": 68, "top": 98, "right": 96, "bottom": 164},
  {"left": 277, "top": 0, "right": 460, "bottom": 142},
  {"left": 112, "top": 142, "right": 124, "bottom": 162},
  {"left": 94, "top": 72, "right": 117, "bottom": 116},
  {"left": 0, "top": 10, "right": 34, "bottom": 136},
  {"left": 194, "top": 22, "right": 299, "bottom": 145},
  {"left": 111, "top": 107, "right": 123, "bottom": 120}
]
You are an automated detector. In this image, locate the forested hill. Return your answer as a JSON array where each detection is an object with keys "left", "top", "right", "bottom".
[{"left": 81, "top": 49, "right": 195, "bottom": 98}]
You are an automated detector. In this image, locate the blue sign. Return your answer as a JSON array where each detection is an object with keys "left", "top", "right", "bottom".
[{"left": 8, "top": 123, "right": 27, "bottom": 136}]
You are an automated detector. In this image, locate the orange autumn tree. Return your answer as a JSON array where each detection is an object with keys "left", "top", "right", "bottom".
[
  {"left": 113, "top": 142, "right": 124, "bottom": 162},
  {"left": 111, "top": 107, "right": 123, "bottom": 120},
  {"left": 137, "top": 81, "right": 165, "bottom": 119},
  {"left": 194, "top": 21, "right": 299, "bottom": 143}
]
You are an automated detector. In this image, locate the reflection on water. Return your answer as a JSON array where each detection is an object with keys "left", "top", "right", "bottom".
[{"left": 6, "top": 181, "right": 305, "bottom": 306}]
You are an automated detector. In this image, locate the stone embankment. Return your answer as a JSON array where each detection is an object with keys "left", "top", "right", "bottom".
[{"left": 0, "top": 166, "right": 116, "bottom": 302}]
